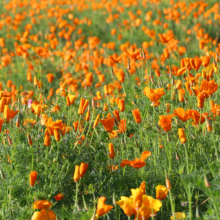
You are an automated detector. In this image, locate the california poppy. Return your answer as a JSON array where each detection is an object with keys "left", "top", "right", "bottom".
[
  {"left": 79, "top": 162, "right": 89, "bottom": 178},
  {"left": 156, "top": 185, "right": 169, "bottom": 200},
  {"left": 0, "top": 118, "right": 4, "bottom": 132},
  {"left": 108, "top": 143, "right": 115, "bottom": 159},
  {"left": 100, "top": 117, "right": 115, "bottom": 132},
  {"left": 173, "top": 108, "right": 189, "bottom": 122},
  {"left": 66, "top": 94, "right": 77, "bottom": 106},
  {"left": 73, "top": 165, "right": 80, "bottom": 182},
  {"left": 158, "top": 115, "right": 172, "bottom": 132},
  {"left": 46, "top": 73, "right": 55, "bottom": 83},
  {"left": 113, "top": 110, "right": 120, "bottom": 122},
  {"left": 3, "top": 105, "right": 19, "bottom": 123},
  {"left": 143, "top": 87, "right": 165, "bottom": 104},
  {"left": 31, "top": 209, "right": 56, "bottom": 220},
  {"left": 118, "top": 119, "right": 126, "bottom": 133},
  {"left": 33, "top": 200, "right": 53, "bottom": 210},
  {"left": 44, "top": 129, "right": 51, "bottom": 146},
  {"left": 170, "top": 212, "right": 186, "bottom": 220},
  {"left": 118, "top": 98, "right": 125, "bottom": 112},
  {"left": 178, "top": 128, "right": 187, "bottom": 144},
  {"left": 131, "top": 188, "right": 144, "bottom": 209},
  {"left": 93, "top": 114, "right": 100, "bottom": 128},
  {"left": 29, "top": 171, "right": 38, "bottom": 186},
  {"left": 132, "top": 109, "right": 142, "bottom": 123},
  {"left": 96, "top": 197, "right": 113, "bottom": 218},
  {"left": 116, "top": 197, "right": 136, "bottom": 217},
  {"left": 54, "top": 193, "right": 64, "bottom": 201},
  {"left": 120, "top": 151, "right": 151, "bottom": 169},
  {"left": 78, "top": 98, "right": 89, "bottom": 115}
]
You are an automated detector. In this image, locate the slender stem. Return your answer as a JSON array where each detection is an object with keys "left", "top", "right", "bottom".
[
  {"left": 169, "top": 189, "right": 175, "bottom": 220},
  {"left": 74, "top": 181, "right": 79, "bottom": 212}
]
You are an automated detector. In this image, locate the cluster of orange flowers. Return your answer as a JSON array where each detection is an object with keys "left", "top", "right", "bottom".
[{"left": 0, "top": 0, "right": 220, "bottom": 219}]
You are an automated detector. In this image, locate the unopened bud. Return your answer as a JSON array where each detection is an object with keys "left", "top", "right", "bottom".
[
  {"left": 0, "top": 168, "right": 5, "bottom": 179},
  {"left": 7, "top": 136, "right": 13, "bottom": 145},
  {"left": 127, "top": 58, "right": 131, "bottom": 70},
  {"left": 205, "top": 117, "right": 212, "bottom": 132},
  {"left": 166, "top": 174, "right": 172, "bottom": 189},
  {"left": 27, "top": 134, "right": 33, "bottom": 145},
  {"left": 142, "top": 48, "right": 146, "bottom": 60},
  {"left": 92, "top": 98, "right": 95, "bottom": 108},
  {"left": 113, "top": 192, "right": 116, "bottom": 206},
  {"left": 82, "top": 195, "right": 88, "bottom": 211},
  {"left": 215, "top": 52, "right": 219, "bottom": 62},
  {"left": 204, "top": 174, "right": 211, "bottom": 188},
  {"left": 16, "top": 116, "right": 20, "bottom": 127}
]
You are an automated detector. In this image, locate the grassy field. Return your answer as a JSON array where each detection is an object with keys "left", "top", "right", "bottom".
[{"left": 0, "top": 0, "right": 220, "bottom": 219}]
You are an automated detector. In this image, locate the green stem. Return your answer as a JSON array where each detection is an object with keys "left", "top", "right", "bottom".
[
  {"left": 74, "top": 181, "right": 79, "bottom": 212},
  {"left": 169, "top": 189, "right": 175, "bottom": 220}
]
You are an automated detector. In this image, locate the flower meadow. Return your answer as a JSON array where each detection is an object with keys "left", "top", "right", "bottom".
[{"left": 0, "top": 0, "right": 220, "bottom": 219}]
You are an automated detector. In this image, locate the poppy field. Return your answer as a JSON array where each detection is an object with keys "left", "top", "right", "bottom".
[{"left": 1, "top": 0, "right": 220, "bottom": 219}]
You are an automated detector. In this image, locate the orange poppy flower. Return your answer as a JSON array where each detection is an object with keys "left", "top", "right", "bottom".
[
  {"left": 173, "top": 108, "right": 189, "bottom": 122},
  {"left": 85, "top": 110, "right": 90, "bottom": 121},
  {"left": 100, "top": 117, "right": 115, "bottom": 132},
  {"left": 73, "top": 165, "right": 80, "bottom": 182},
  {"left": 115, "top": 69, "right": 125, "bottom": 83},
  {"left": 156, "top": 185, "right": 169, "bottom": 200},
  {"left": 143, "top": 87, "right": 165, "bottom": 104},
  {"left": 44, "top": 129, "right": 51, "bottom": 147},
  {"left": 109, "top": 130, "right": 118, "bottom": 139},
  {"left": 93, "top": 114, "right": 100, "bottom": 128},
  {"left": 163, "top": 48, "right": 169, "bottom": 58},
  {"left": 96, "top": 197, "right": 113, "bottom": 218},
  {"left": 78, "top": 98, "right": 89, "bottom": 115},
  {"left": 33, "top": 200, "right": 53, "bottom": 210},
  {"left": 186, "top": 109, "right": 206, "bottom": 125},
  {"left": 158, "top": 115, "right": 172, "bottom": 132},
  {"left": 158, "top": 33, "right": 174, "bottom": 44},
  {"left": 54, "top": 193, "right": 64, "bottom": 201},
  {"left": 54, "top": 127, "right": 60, "bottom": 141},
  {"left": 176, "top": 67, "right": 187, "bottom": 76},
  {"left": 116, "top": 197, "right": 136, "bottom": 217},
  {"left": 118, "top": 119, "right": 126, "bottom": 133},
  {"left": 200, "top": 80, "right": 218, "bottom": 96},
  {"left": 118, "top": 98, "right": 125, "bottom": 112},
  {"left": 120, "top": 151, "right": 151, "bottom": 169},
  {"left": 178, "top": 128, "right": 187, "bottom": 144},
  {"left": 46, "top": 73, "right": 55, "bottom": 83},
  {"left": 113, "top": 110, "right": 120, "bottom": 122},
  {"left": 29, "top": 171, "right": 38, "bottom": 186},
  {"left": 108, "top": 143, "right": 115, "bottom": 159},
  {"left": 3, "top": 105, "right": 19, "bottom": 123},
  {"left": 31, "top": 209, "right": 56, "bottom": 220},
  {"left": 66, "top": 94, "right": 77, "bottom": 106},
  {"left": 79, "top": 162, "right": 89, "bottom": 178},
  {"left": 0, "top": 118, "right": 4, "bottom": 132},
  {"left": 132, "top": 109, "right": 142, "bottom": 123}
]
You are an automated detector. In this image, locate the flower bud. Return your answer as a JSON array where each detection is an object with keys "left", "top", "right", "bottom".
[
  {"left": 166, "top": 174, "right": 172, "bottom": 190},
  {"left": 204, "top": 174, "right": 211, "bottom": 188}
]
